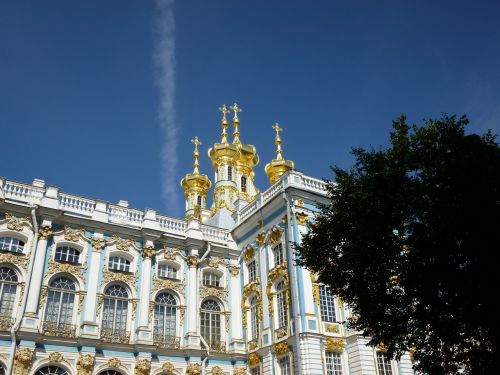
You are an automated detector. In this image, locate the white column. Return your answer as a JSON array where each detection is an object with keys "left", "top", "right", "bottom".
[
  {"left": 186, "top": 252, "right": 199, "bottom": 335},
  {"left": 24, "top": 222, "right": 52, "bottom": 317},
  {"left": 230, "top": 264, "right": 243, "bottom": 341},
  {"left": 81, "top": 233, "right": 104, "bottom": 337},
  {"left": 139, "top": 243, "right": 154, "bottom": 328}
]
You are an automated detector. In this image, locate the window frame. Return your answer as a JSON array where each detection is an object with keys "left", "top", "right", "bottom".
[
  {"left": 319, "top": 284, "right": 337, "bottom": 323},
  {"left": 54, "top": 246, "right": 81, "bottom": 264},
  {"left": 0, "top": 236, "right": 25, "bottom": 254},
  {"left": 0, "top": 267, "right": 19, "bottom": 318},
  {"left": 325, "top": 351, "right": 343, "bottom": 375},
  {"left": 203, "top": 271, "right": 221, "bottom": 288},
  {"left": 44, "top": 276, "right": 77, "bottom": 327},
  {"left": 108, "top": 256, "right": 131, "bottom": 273},
  {"left": 375, "top": 351, "right": 394, "bottom": 375},
  {"left": 248, "top": 260, "right": 257, "bottom": 283},
  {"left": 157, "top": 263, "right": 178, "bottom": 280}
]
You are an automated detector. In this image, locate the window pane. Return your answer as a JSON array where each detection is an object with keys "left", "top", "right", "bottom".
[
  {"left": 326, "top": 352, "right": 343, "bottom": 375},
  {"left": 0, "top": 237, "right": 25, "bottom": 253},
  {"left": 55, "top": 246, "right": 80, "bottom": 263},
  {"left": 248, "top": 261, "right": 256, "bottom": 282},
  {"left": 320, "top": 285, "right": 336, "bottom": 322},
  {"left": 376, "top": 352, "right": 393, "bottom": 375}
]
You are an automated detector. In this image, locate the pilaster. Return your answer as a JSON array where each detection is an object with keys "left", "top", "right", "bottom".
[{"left": 136, "top": 240, "right": 155, "bottom": 344}]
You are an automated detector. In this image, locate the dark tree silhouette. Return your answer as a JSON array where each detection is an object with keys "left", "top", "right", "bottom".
[{"left": 296, "top": 115, "right": 500, "bottom": 374}]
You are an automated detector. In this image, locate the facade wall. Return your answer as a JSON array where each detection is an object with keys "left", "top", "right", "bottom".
[{"left": 0, "top": 172, "right": 414, "bottom": 375}]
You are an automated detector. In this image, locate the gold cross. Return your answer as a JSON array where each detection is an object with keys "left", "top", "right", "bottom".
[
  {"left": 230, "top": 103, "right": 242, "bottom": 119},
  {"left": 191, "top": 136, "right": 201, "bottom": 151},
  {"left": 219, "top": 104, "right": 229, "bottom": 120},
  {"left": 272, "top": 123, "right": 283, "bottom": 137}
]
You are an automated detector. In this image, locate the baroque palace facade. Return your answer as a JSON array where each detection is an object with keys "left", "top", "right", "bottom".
[{"left": 0, "top": 105, "right": 413, "bottom": 375}]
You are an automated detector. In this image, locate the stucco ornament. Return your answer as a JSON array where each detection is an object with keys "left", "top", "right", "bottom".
[
  {"left": 233, "top": 368, "right": 247, "bottom": 375},
  {"left": 207, "top": 256, "right": 223, "bottom": 268},
  {"left": 325, "top": 337, "right": 346, "bottom": 352},
  {"left": 76, "top": 354, "right": 95, "bottom": 375},
  {"left": 13, "top": 348, "right": 34, "bottom": 375},
  {"left": 142, "top": 245, "right": 156, "bottom": 260},
  {"left": 5, "top": 212, "right": 30, "bottom": 231},
  {"left": 228, "top": 266, "right": 240, "bottom": 277},
  {"left": 243, "top": 245, "right": 255, "bottom": 262},
  {"left": 295, "top": 211, "right": 309, "bottom": 226},
  {"left": 247, "top": 353, "right": 260, "bottom": 366},
  {"left": 210, "top": 366, "right": 223, "bottom": 375},
  {"left": 274, "top": 341, "right": 289, "bottom": 356},
  {"left": 187, "top": 255, "right": 200, "bottom": 267},
  {"left": 269, "top": 227, "right": 282, "bottom": 245},
  {"left": 186, "top": 363, "right": 201, "bottom": 375},
  {"left": 108, "top": 358, "right": 122, "bottom": 368},
  {"left": 48, "top": 352, "right": 63, "bottom": 363},
  {"left": 92, "top": 237, "right": 106, "bottom": 252},
  {"left": 38, "top": 225, "right": 53, "bottom": 240},
  {"left": 64, "top": 226, "right": 85, "bottom": 242},
  {"left": 135, "top": 358, "right": 151, "bottom": 375},
  {"left": 255, "top": 232, "right": 266, "bottom": 247},
  {"left": 326, "top": 324, "right": 339, "bottom": 333},
  {"left": 162, "top": 362, "right": 175, "bottom": 373}
]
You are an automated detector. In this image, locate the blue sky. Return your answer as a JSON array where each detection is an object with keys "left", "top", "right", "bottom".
[{"left": 1, "top": 0, "right": 499, "bottom": 218}]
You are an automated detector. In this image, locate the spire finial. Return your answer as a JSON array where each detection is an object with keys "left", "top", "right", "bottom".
[
  {"left": 272, "top": 123, "right": 284, "bottom": 160},
  {"left": 230, "top": 103, "right": 242, "bottom": 144},
  {"left": 191, "top": 136, "right": 201, "bottom": 174},
  {"left": 219, "top": 104, "right": 229, "bottom": 144}
]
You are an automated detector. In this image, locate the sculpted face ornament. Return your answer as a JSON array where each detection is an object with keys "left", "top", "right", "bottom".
[
  {"left": 108, "top": 358, "right": 122, "bottom": 369},
  {"left": 76, "top": 354, "right": 95, "bottom": 375},
  {"left": 134, "top": 359, "right": 151, "bottom": 375}
]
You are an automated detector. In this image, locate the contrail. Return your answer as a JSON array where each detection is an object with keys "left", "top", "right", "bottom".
[{"left": 154, "top": 0, "right": 179, "bottom": 215}]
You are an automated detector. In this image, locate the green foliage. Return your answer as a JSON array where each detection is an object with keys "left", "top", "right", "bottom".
[{"left": 296, "top": 115, "right": 500, "bottom": 374}]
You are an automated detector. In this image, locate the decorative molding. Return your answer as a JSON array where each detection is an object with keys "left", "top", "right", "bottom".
[
  {"left": 200, "top": 284, "right": 227, "bottom": 302},
  {"left": 13, "top": 347, "right": 33, "bottom": 375},
  {"left": 266, "top": 262, "right": 289, "bottom": 316},
  {"left": 241, "top": 281, "right": 263, "bottom": 326},
  {"left": 46, "top": 256, "right": 86, "bottom": 283},
  {"left": 76, "top": 354, "right": 95, "bottom": 375},
  {"left": 295, "top": 198, "right": 304, "bottom": 207},
  {"left": 211, "top": 365, "right": 223, "bottom": 375},
  {"left": 162, "top": 362, "right": 175, "bottom": 373},
  {"left": 108, "top": 358, "right": 122, "bottom": 368},
  {"left": 248, "top": 353, "right": 261, "bottom": 366},
  {"left": 64, "top": 226, "right": 85, "bottom": 242},
  {"left": 48, "top": 352, "right": 63, "bottom": 363},
  {"left": 152, "top": 274, "right": 184, "bottom": 296},
  {"left": 325, "top": 337, "right": 346, "bottom": 352},
  {"left": 376, "top": 342, "right": 387, "bottom": 351},
  {"left": 255, "top": 232, "right": 266, "bottom": 247},
  {"left": 243, "top": 245, "right": 255, "bottom": 262},
  {"left": 163, "top": 247, "right": 182, "bottom": 261},
  {"left": 186, "top": 363, "right": 201, "bottom": 375},
  {"left": 4, "top": 212, "right": 30, "bottom": 232},
  {"left": 135, "top": 359, "right": 151, "bottom": 375},
  {"left": 91, "top": 237, "right": 106, "bottom": 252},
  {"left": 274, "top": 341, "right": 289, "bottom": 356},
  {"left": 233, "top": 368, "right": 247, "bottom": 375},
  {"left": 269, "top": 227, "right": 282, "bottom": 245},
  {"left": 38, "top": 225, "right": 53, "bottom": 240},
  {"left": 326, "top": 324, "right": 339, "bottom": 333},
  {"left": 228, "top": 266, "right": 240, "bottom": 277},
  {"left": 312, "top": 284, "right": 320, "bottom": 306},
  {"left": 295, "top": 212, "right": 308, "bottom": 226},
  {"left": 101, "top": 266, "right": 137, "bottom": 290},
  {"left": 207, "top": 256, "right": 223, "bottom": 268},
  {"left": 142, "top": 246, "right": 156, "bottom": 260},
  {"left": 0, "top": 252, "right": 29, "bottom": 272}
]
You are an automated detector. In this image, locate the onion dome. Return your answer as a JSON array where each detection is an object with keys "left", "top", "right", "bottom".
[
  {"left": 264, "top": 123, "right": 295, "bottom": 185},
  {"left": 208, "top": 104, "right": 239, "bottom": 168},
  {"left": 229, "top": 103, "right": 259, "bottom": 173},
  {"left": 180, "top": 137, "right": 211, "bottom": 218}
]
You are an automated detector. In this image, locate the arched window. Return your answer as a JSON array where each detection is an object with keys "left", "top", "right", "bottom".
[
  {"left": 55, "top": 246, "right": 81, "bottom": 263},
  {"left": 319, "top": 285, "right": 336, "bottom": 322},
  {"left": 241, "top": 176, "right": 247, "bottom": 192},
  {"left": 203, "top": 272, "right": 221, "bottom": 287},
  {"left": 200, "top": 299, "right": 223, "bottom": 351},
  {"left": 43, "top": 277, "right": 77, "bottom": 337},
  {"left": 250, "top": 295, "right": 259, "bottom": 341},
  {"left": 227, "top": 166, "right": 233, "bottom": 181},
  {"left": 108, "top": 256, "right": 130, "bottom": 272},
  {"left": 153, "top": 292, "right": 178, "bottom": 348},
  {"left": 0, "top": 267, "right": 18, "bottom": 318},
  {"left": 197, "top": 195, "right": 202, "bottom": 206},
  {"left": 276, "top": 280, "right": 288, "bottom": 329},
  {"left": 98, "top": 371, "right": 122, "bottom": 375},
  {"left": 101, "top": 284, "right": 129, "bottom": 342},
  {"left": 0, "top": 237, "right": 24, "bottom": 253},
  {"left": 35, "top": 366, "right": 69, "bottom": 375},
  {"left": 273, "top": 243, "right": 284, "bottom": 266},
  {"left": 158, "top": 264, "right": 178, "bottom": 279},
  {"left": 248, "top": 260, "right": 256, "bottom": 283}
]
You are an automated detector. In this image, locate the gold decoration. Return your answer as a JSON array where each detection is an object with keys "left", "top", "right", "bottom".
[
  {"left": 269, "top": 227, "right": 282, "bottom": 245},
  {"left": 255, "top": 232, "right": 266, "bottom": 247},
  {"left": 0, "top": 251, "right": 29, "bottom": 271},
  {"left": 241, "top": 281, "right": 263, "bottom": 325},
  {"left": 200, "top": 285, "right": 227, "bottom": 302},
  {"left": 376, "top": 342, "right": 387, "bottom": 351},
  {"left": 164, "top": 248, "right": 181, "bottom": 260},
  {"left": 135, "top": 359, "right": 151, "bottom": 375},
  {"left": 13, "top": 348, "right": 34, "bottom": 375},
  {"left": 247, "top": 353, "right": 260, "bottom": 366},
  {"left": 48, "top": 352, "right": 63, "bottom": 363},
  {"left": 39, "top": 286, "right": 48, "bottom": 311},
  {"left": 296, "top": 198, "right": 304, "bottom": 207},
  {"left": 326, "top": 324, "right": 339, "bottom": 333},
  {"left": 312, "top": 284, "right": 320, "bottom": 306},
  {"left": 111, "top": 235, "right": 133, "bottom": 251},
  {"left": 187, "top": 255, "right": 200, "bottom": 267},
  {"left": 257, "top": 219, "right": 264, "bottom": 228},
  {"left": 225, "top": 312, "right": 231, "bottom": 333},
  {"left": 108, "top": 358, "right": 122, "bottom": 368},
  {"left": 39, "top": 226, "right": 53, "bottom": 240},
  {"left": 207, "top": 256, "right": 223, "bottom": 268},
  {"left": 186, "top": 363, "right": 201, "bottom": 375},
  {"left": 64, "top": 226, "right": 85, "bottom": 242},
  {"left": 101, "top": 266, "right": 137, "bottom": 290},
  {"left": 211, "top": 366, "right": 223, "bottom": 375},
  {"left": 266, "top": 262, "right": 289, "bottom": 316},
  {"left": 325, "top": 338, "right": 345, "bottom": 352},
  {"left": 228, "top": 266, "right": 240, "bottom": 277},
  {"left": 180, "top": 306, "right": 186, "bottom": 326},
  {"left": 46, "top": 256, "right": 86, "bottom": 282},
  {"left": 295, "top": 212, "right": 308, "bottom": 226},
  {"left": 5, "top": 212, "right": 30, "bottom": 231},
  {"left": 18, "top": 282, "right": 25, "bottom": 306},
  {"left": 92, "top": 237, "right": 106, "bottom": 252},
  {"left": 76, "top": 354, "right": 95, "bottom": 375},
  {"left": 243, "top": 245, "right": 255, "bottom": 262},
  {"left": 274, "top": 341, "right": 289, "bottom": 356},
  {"left": 233, "top": 368, "right": 247, "bottom": 375},
  {"left": 275, "top": 327, "right": 287, "bottom": 339},
  {"left": 142, "top": 246, "right": 155, "bottom": 260},
  {"left": 162, "top": 362, "right": 175, "bottom": 373},
  {"left": 248, "top": 340, "right": 258, "bottom": 350},
  {"left": 132, "top": 299, "right": 139, "bottom": 320},
  {"left": 152, "top": 274, "right": 184, "bottom": 296},
  {"left": 96, "top": 294, "right": 104, "bottom": 314},
  {"left": 409, "top": 347, "right": 417, "bottom": 360},
  {"left": 264, "top": 123, "right": 295, "bottom": 185},
  {"left": 77, "top": 292, "right": 86, "bottom": 314}
]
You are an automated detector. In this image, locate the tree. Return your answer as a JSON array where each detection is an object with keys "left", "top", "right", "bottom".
[{"left": 296, "top": 115, "right": 500, "bottom": 374}]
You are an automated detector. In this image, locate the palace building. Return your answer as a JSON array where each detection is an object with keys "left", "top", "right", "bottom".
[{"left": 0, "top": 104, "right": 413, "bottom": 375}]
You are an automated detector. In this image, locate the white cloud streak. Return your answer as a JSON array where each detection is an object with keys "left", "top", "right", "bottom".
[{"left": 154, "top": 0, "right": 179, "bottom": 214}]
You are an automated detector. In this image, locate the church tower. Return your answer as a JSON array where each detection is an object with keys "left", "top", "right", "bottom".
[
  {"left": 207, "top": 103, "right": 259, "bottom": 228},
  {"left": 180, "top": 136, "right": 211, "bottom": 221},
  {"left": 264, "top": 123, "right": 295, "bottom": 185}
]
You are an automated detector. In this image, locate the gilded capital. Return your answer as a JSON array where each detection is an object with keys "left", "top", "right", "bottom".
[
  {"left": 108, "top": 358, "right": 122, "bottom": 369},
  {"left": 186, "top": 363, "right": 201, "bottom": 375},
  {"left": 248, "top": 353, "right": 261, "bottom": 366},
  {"left": 211, "top": 366, "right": 223, "bottom": 375},
  {"left": 187, "top": 255, "right": 200, "bottom": 267},
  {"left": 142, "top": 245, "right": 156, "bottom": 260},
  {"left": 228, "top": 266, "right": 240, "bottom": 277},
  {"left": 295, "top": 212, "right": 308, "bottom": 226},
  {"left": 134, "top": 359, "right": 151, "bottom": 375},
  {"left": 48, "top": 352, "right": 63, "bottom": 363},
  {"left": 162, "top": 362, "right": 175, "bottom": 373},
  {"left": 13, "top": 347, "right": 34, "bottom": 375},
  {"left": 274, "top": 341, "right": 289, "bottom": 356},
  {"left": 38, "top": 225, "right": 53, "bottom": 240},
  {"left": 255, "top": 232, "right": 266, "bottom": 247},
  {"left": 76, "top": 354, "right": 95, "bottom": 375},
  {"left": 91, "top": 237, "right": 106, "bottom": 252},
  {"left": 243, "top": 246, "right": 255, "bottom": 262}
]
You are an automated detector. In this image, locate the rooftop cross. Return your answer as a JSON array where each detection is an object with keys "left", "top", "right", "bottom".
[
  {"left": 230, "top": 103, "right": 242, "bottom": 144},
  {"left": 272, "top": 123, "right": 284, "bottom": 160},
  {"left": 191, "top": 136, "right": 201, "bottom": 174},
  {"left": 219, "top": 104, "right": 229, "bottom": 143}
]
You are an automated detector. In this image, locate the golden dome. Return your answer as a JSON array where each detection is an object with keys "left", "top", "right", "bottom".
[
  {"left": 181, "top": 137, "right": 211, "bottom": 193},
  {"left": 208, "top": 104, "right": 240, "bottom": 167},
  {"left": 264, "top": 123, "right": 295, "bottom": 185}
]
